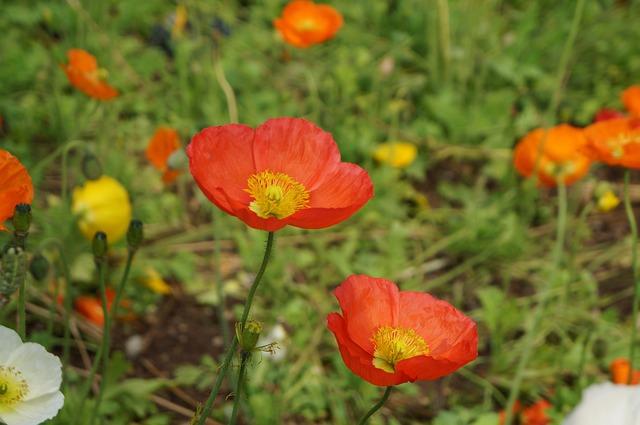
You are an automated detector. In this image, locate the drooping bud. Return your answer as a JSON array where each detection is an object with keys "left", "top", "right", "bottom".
[
  {"left": 92, "top": 231, "right": 108, "bottom": 262},
  {"left": 29, "top": 253, "right": 50, "bottom": 282},
  {"left": 236, "top": 320, "right": 263, "bottom": 352},
  {"left": 81, "top": 151, "right": 103, "bottom": 180},
  {"left": 126, "top": 219, "right": 144, "bottom": 252},
  {"left": 0, "top": 247, "right": 27, "bottom": 306}
]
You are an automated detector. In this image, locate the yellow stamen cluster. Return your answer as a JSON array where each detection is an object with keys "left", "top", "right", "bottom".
[
  {"left": 0, "top": 366, "right": 29, "bottom": 408},
  {"left": 371, "top": 326, "right": 429, "bottom": 373},
  {"left": 606, "top": 133, "right": 640, "bottom": 158},
  {"left": 246, "top": 170, "right": 310, "bottom": 219}
]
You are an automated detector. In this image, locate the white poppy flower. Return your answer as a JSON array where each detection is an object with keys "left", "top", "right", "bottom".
[
  {"left": 0, "top": 326, "right": 64, "bottom": 425},
  {"left": 563, "top": 382, "right": 640, "bottom": 425}
]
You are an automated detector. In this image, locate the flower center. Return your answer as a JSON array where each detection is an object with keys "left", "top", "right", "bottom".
[
  {"left": 605, "top": 132, "right": 640, "bottom": 158},
  {"left": 0, "top": 366, "right": 29, "bottom": 408},
  {"left": 245, "top": 170, "right": 310, "bottom": 219},
  {"left": 371, "top": 326, "right": 429, "bottom": 373}
]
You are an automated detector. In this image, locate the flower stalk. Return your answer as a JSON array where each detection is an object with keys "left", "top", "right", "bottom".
[{"left": 358, "top": 386, "right": 393, "bottom": 425}]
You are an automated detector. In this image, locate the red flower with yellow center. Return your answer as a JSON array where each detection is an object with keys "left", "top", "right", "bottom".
[
  {"left": 145, "top": 127, "right": 182, "bottom": 184},
  {"left": 584, "top": 117, "right": 640, "bottom": 169},
  {"left": 327, "top": 275, "right": 477, "bottom": 386},
  {"left": 622, "top": 85, "right": 640, "bottom": 117},
  {"left": 62, "top": 49, "right": 118, "bottom": 100},
  {"left": 0, "top": 149, "right": 33, "bottom": 231},
  {"left": 274, "top": 0, "right": 343, "bottom": 48},
  {"left": 513, "top": 125, "right": 592, "bottom": 187},
  {"left": 187, "top": 117, "right": 373, "bottom": 232}
]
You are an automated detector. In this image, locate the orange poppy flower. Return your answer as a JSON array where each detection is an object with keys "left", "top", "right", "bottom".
[
  {"left": 584, "top": 118, "right": 640, "bottom": 168},
  {"left": 145, "top": 127, "right": 182, "bottom": 184},
  {"left": 513, "top": 125, "right": 591, "bottom": 187},
  {"left": 326, "top": 275, "right": 477, "bottom": 386},
  {"left": 187, "top": 117, "right": 373, "bottom": 232},
  {"left": 62, "top": 49, "right": 118, "bottom": 100},
  {"left": 499, "top": 400, "right": 551, "bottom": 425},
  {"left": 0, "top": 149, "right": 34, "bottom": 231},
  {"left": 274, "top": 0, "right": 343, "bottom": 48},
  {"left": 622, "top": 85, "right": 640, "bottom": 117},
  {"left": 610, "top": 358, "right": 640, "bottom": 385},
  {"left": 74, "top": 288, "right": 133, "bottom": 326}
]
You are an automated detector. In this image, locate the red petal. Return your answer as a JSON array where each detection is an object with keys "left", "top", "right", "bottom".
[
  {"left": 0, "top": 149, "right": 34, "bottom": 229},
  {"left": 334, "top": 275, "right": 399, "bottom": 354},
  {"left": 253, "top": 117, "right": 340, "bottom": 191},
  {"left": 327, "top": 313, "right": 410, "bottom": 386},
  {"left": 187, "top": 124, "right": 256, "bottom": 205}
]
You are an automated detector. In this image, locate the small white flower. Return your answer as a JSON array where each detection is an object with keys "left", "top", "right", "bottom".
[
  {"left": 563, "top": 382, "right": 640, "bottom": 425},
  {"left": 0, "top": 326, "right": 64, "bottom": 425}
]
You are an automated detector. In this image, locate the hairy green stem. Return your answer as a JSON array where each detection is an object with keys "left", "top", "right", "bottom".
[
  {"left": 196, "top": 231, "right": 275, "bottom": 425},
  {"left": 357, "top": 386, "right": 393, "bottom": 425},
  {"left": 229, "top": 352, "right": 250, "bottom": 425},
  {"left": 504, "top": 182, "right": 567, "bottom": 425},
  {"left": 17, "top": 274, "right": 27, "bottom": 339},
  {"left": 625, "top": 170, "right": 640, "bottom": 382},
  {"left": 89, "top": 259, "right": 109, "bottom": 425}
]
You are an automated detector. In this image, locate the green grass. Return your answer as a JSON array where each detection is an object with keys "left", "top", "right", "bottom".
[{"left": 1, "top": 0, "right": 640, "bottom": 424}]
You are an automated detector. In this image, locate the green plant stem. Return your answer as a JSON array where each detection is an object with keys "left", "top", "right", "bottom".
[
  {"left": 196, "top": 231, "right": 275, "bottom": 425},
  {"left": 17, "top": 274, "right": 27, "bottom": 339},
  {"left": 90, "top": 259, "right": 109, "bottom": 425},
  {"left": 112, "top": 250, "right": 135, "bottom": 322},
  {"left": 503, "top": 181, "right": 567, "bottom": 425},
  {"left": 625, "top": 170, "right": 640, "bottom": 382},
  {"left": 39, "top": 238, "right": 73, "bottom": 382},
  {"left": 213, "top": 210, "right": 230, "bottom": 347},
  {"left": 357, "top": 386, "right": 393, "bottom": 425},
  {"left": 229, "top": 352, "right": 249, "bottom": 425}
]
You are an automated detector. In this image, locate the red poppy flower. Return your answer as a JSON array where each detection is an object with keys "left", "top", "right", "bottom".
[
  {"left": 145, "top": 127, "right": 182, "bottom": 184},
  {"left": 274, "top": 0, "right": 343, "bottom": 48},
  {"left": 187, "top": 117, "right": 373, "bottom": 232},
  {"left": 622, "top": 85, "right": 640, "bottom": 117},
  {"left": 499, "top": 400, "right": 551, "bottom": 425},
  {"left": 594, "top": 108, "right": 626, "bottom": 122},
  {"left": 584, "top": 118, "right": 640, "bottom": 168},
  {"left": 326, "top": 275, "right": 477, "bottom": 386},
  {"left": 0, "top": 149, "right": 34, "bottom": 231},
  {"left": 75, "top": 296, "right": 107, "bottom": 326},
  {"left": 62, "top": 49, "right": 118, "bottom": 100},
  {"left": 513, "top": 125, "right": 591, "bottom": 187}
]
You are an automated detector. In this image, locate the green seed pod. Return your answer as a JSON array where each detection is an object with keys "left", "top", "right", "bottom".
[
  {"left": 92, "top": 231, "right": 108, "bottom": 261},
  {"left": 82, "top": 152, "right": 103, "bottom": 180},
  {"left": 29, "top": 253, "right": 50, "bottom": 282},
  {"left": 0, "top": 247, "right": 27, "bottom": 299},
  {"left": 236, "top": 320, "right": 263, "bottom": 352},
  {"left": 126, "top": 219, "right": 144, "bottom": 251}
]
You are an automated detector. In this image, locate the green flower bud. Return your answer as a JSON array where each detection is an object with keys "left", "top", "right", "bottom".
[
  {"left": 1, "top": 247, "right": 26, "bottom": 299},
  {"left": 92, "top": 231, "right": 108, "bottom": 261},
  {"left": 29, "top": 253, "right": 50, "bottom": 282},
  {"left": 12, "top": 204, "right": 31, "bottom": 234},
  {"left": 82, "top": 152, "right": 103, "bottom": 180},
  {"left": 126, "top": 219, "right": 144, "bottom": 251},
  {"left": 236, "top": 320, "right": 263, "bottom": 352}
]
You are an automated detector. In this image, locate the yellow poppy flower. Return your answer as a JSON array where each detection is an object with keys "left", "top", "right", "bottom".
[
  {"left": 72, "top": 176, "right": 132, "bottom": 243},
  {"left": 373, "top": 142, "right": 418, "bottom": 168},
  {"left": 141, "top": 268, "right": 172, "bottom": 295},
  {"left": 597, "top": 190, "right": 620, "bottom": 212}
]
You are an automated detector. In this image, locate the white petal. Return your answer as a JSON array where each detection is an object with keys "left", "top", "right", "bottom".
[
  {"left": 6, "top": 343, "right": 62, "bottom": 400},
  {"left": 563, "top": 382, "right": 640, "bottom": 425},
  {"left": 0, "top": 391, "right": 64, "bottom": 425},
  {"left": 0, "top": 325, "right": 23, "bottom": 362}
]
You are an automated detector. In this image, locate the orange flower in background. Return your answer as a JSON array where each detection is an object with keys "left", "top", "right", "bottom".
[
  {"left": 187, "top": 117, "right": 373, "bottom": 232},
  {"left": 74, "top": 288, "right": 133, "bottom": 326},
  {"left": 610, "top": 358, "right": 640, "bottom": 385},
  {"left": 145, "top": 127, "right": 182, "bottom": 184},
  {"left": 499, "top": 400, "right": 551, "bottom": 425},
  {"left": 326, "top": 275, "right": 477, "bottom": 386},
  {"left": 274, "top": 0, "right": 343, "bottom": 48},
  {"left": 0, "top": 149, "right": 34, "bottom": 231},
  {"left": 513, "top": 124, "right": 591, "bottom": 187},
  {"left": 622, "top": 85, "right": 640, "bottom": 117},
  {"left": 62, "top": 49, "right": 118, "bottom": 100},
  {"left": 584, "top": 118, "right": 640, "bottom": 168}
]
